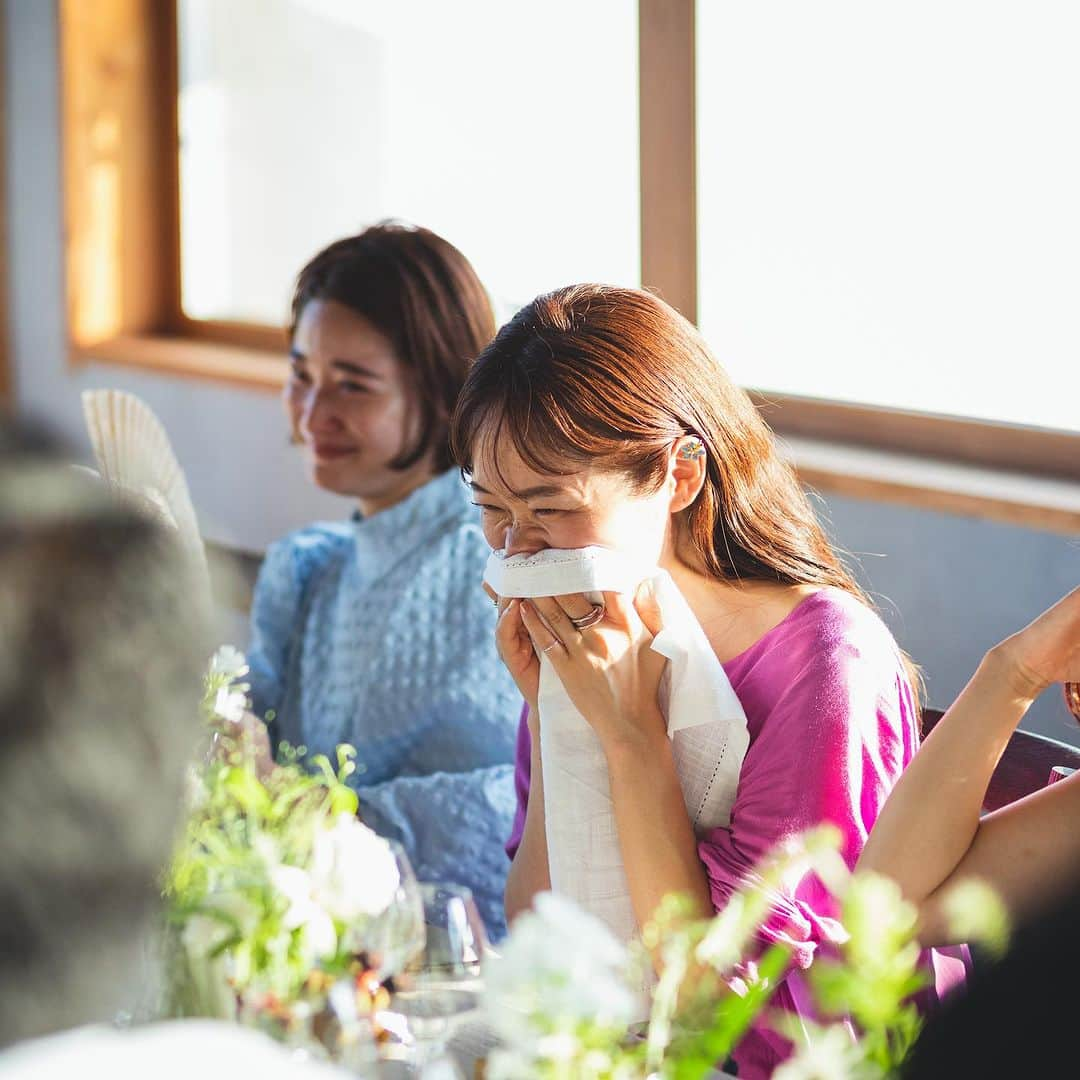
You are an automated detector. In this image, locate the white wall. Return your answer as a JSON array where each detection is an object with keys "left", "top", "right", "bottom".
[{"left": 6, "top": 0, "right": 1078, "bottom": 743}]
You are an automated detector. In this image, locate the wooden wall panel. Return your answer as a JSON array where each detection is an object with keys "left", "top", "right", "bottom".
[{"left": 639, "top": 0, "right": 696, "bottom": 322}]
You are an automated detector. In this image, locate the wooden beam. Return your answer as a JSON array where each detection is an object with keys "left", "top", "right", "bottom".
[
  {"left": 0, "top": 3, "right": 10, "bottom": 409},
  {"left": 639, "top": 0, "right": 696, "bottom": 322},
  {"left": 752, "top": 391, "right": 1080, "bottom": 482},
  {"left": 59, "top": 0, "right": 179, "bottom": 347}
]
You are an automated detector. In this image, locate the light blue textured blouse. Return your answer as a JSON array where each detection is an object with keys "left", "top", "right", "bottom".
[{"left": 246, "top": 469, "right": 521, "bottom": 939}]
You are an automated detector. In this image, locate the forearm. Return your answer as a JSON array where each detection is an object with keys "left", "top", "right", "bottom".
[
  {"left": 504, "top": 738, "right": 550, "bottom": 923},
  {"left": 606, "top": 728, "right": 713, "bottom": 931},
  {"left": 916, "top": 772, "right": 1080, "bottom": 945},
  {"left": 858, "top": 648, "right": 1034, "bottom": 902}
]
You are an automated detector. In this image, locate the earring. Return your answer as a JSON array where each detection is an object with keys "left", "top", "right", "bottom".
[{"left": 677, "top": 437, "right": 706, "bottom": 461}]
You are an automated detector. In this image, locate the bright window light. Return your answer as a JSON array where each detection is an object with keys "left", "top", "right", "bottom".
[
  {"left": 178, "top": 0, "right": 640, "bottom": 327},
  {"left": 697, "top": 1, "right": 1080, "bottom": 431}
]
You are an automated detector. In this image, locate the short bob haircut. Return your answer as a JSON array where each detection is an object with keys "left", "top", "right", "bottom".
[{"left": 290, "top": 221, "right": 496, "bottom": 473}]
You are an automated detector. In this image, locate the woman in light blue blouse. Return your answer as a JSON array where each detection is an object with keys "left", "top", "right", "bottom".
[{"left": 246, "top": 223, "right": 520, "bottom": 937}]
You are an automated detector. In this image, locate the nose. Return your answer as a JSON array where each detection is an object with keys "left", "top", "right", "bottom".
[
  {"left": 300, "top": 386, "right": 342, "bottom": 436},
  {"left": 504, "top": 523, "right": 547, "bottom": 558}
]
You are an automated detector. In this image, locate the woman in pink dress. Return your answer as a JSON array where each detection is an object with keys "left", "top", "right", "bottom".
[{"left": 449, "top": 284, "right": 955, "bottom": 1078}]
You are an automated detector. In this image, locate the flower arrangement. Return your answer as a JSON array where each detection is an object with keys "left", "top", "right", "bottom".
[
  {"left": 163, "top": 648, "right": 1011, "bottom": 1077},
  {"left": 164, "top": 648, "right": 414, "bottom": 1054},
  {"left": 483, "top": 827, "right": 1008, "bottom": 1080}
]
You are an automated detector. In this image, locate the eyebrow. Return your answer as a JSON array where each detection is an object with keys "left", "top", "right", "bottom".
[
  {"left": 288, "top": 349, "right": 383, "bottom": 381},
  {"left": 470, "top": 481, "right": 569, "bottom": 499}
]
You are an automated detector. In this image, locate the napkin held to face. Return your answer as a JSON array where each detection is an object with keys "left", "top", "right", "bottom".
[{"left": 483, "top": 546, "right": 750, "bottom": 943}]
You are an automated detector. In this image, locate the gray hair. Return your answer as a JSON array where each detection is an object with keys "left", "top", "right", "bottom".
[{"left": 0, "top": 460, "right": 207, "bottom": 1046}]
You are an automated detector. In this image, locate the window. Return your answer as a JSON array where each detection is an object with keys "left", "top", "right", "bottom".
[
  {"left": 177, "top": 0, "right": 640, "bottom": 326},
  {"left": 697, "top": 0, "right": 1080, "bottom": 436},
  {"left": 59, "top": 0, "right": 1078, "bottom": 503}
]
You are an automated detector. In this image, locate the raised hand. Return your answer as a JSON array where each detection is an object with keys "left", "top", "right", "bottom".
[
  {"left": 993, "top": 586, "right": 1080, "bottom": 703},
  {"left": 484, "top": 584, "right": 541, "bottom": 714},
  {"left": 518, "top": 584, "right": 668, "bottom": 756}
]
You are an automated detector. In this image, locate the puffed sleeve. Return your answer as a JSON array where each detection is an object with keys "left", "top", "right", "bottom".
[
  {"left": 246, "top": 537, "right": 305, "bottom": 729},
  {"left": 698, "top": 631, "right": 918, "bottom": 968},
  {"left": 358, "top": 764, "right": 518, "bottom": 941}
]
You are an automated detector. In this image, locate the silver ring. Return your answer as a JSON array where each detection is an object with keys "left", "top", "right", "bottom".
[
  {"left": 541, "top": 640, "right": 562, "bottom": 654},
  {"left": 569, "top": 603, "right": 605, "bottom": 631}
]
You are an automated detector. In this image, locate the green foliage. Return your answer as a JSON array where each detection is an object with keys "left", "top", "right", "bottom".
[
  {"left": 489, "top": 825, "right": 1014, "bottom": 1080},
  {"left": 164, "top": 649, "right": 364, "bottom": 1018}
]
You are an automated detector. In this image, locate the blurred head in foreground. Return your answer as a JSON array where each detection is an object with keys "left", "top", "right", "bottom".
[{"left": 0, "top": 422, "right": 206, "bottom": 1047}]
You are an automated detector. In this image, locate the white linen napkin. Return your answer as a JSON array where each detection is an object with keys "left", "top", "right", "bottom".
[{"left": 483, "top": 546, "right": 749, "bottom": 944}]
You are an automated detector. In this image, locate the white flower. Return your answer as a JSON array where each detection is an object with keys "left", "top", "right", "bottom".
[
  {"left": 213, "top": 685, "right": 247, "bottom": 724},
  {"left": 182, "top": 891, "right": 260, "bottom": 958},
  {"left": 772, "top": 1023, "right": 867, "bottom": 1080},
  {"left": 841, "top": 873, "right": 918, "bottom": 967},
  {"left": 695, "top": 890, "right": 764, "bottom": 974},
  {"left": 182, "top": 914, "right": 232, "bottom": 958},
  {"left": 483, "top": 892, "right": 638, "bottom": 1052},
  {"left": 270, "top": 864, "right": 338, "bottom": 961},
  {"left": 484, "top": 1048, "right": 538, "bottom": 1080},
  {"left": 939, "top": 877, "right": 1010, "bottom": 958},
  {"left": 309, "top": 813, "right": 401, "bottom": 921},
  {"left": 209, "top": 645, "right": 249, "bottom": 681}
]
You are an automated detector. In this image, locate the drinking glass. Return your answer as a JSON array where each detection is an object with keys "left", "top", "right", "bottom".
[
  {"left": 1065, "top": 682, "right": 1080, "bottom": 722},
  {"left": 391, "top": 883, "right": 489, "bottom": 1077},
  {"left": 361, "top": 840, "right": 427, "bottom": 982},
  {"left": 329, "top": 840, "right": 425, "bottom": 1069}
]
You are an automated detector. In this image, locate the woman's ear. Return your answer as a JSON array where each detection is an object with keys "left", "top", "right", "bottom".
[{"left": 669, "top": 436, "right": 708, "bottom": 513}]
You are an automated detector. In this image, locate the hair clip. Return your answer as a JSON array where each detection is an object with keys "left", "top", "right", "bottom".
[{"left": 677, "top": 437, "right": 706, "bottom": 461}]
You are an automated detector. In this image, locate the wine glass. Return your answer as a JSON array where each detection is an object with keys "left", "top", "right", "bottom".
[
  {"left": 360, "top": 840, "right": 427, "bottom": 983},
  {"left": 391, "top": 883, "right": 490, "bottom": 1077},
  {"left": 330, "top": 840, "right": 425, "bottom": 1069}
]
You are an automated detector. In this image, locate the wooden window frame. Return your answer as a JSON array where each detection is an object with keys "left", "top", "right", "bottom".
[
  {"left": 0, "top": 4, "right": 10, "bottom": 411},
  {"left": 58, "top": 0, "right": 285, "bottom": 392},
  {"left": 57, "top": 0, "right": 1079, "bottom": 523}
]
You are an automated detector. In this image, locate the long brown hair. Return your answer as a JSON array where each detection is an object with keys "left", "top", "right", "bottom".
[
  {"left": 450, "top": 284, "right": 920, "bottom": 696},
  {"left": 291, "top": 221, "right": 495, "bottom": 473}
]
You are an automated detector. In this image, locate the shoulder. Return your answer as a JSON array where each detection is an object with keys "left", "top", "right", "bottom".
[
  {"left": 737, "top": 587, "right": 910, "bottom": 724},
  {"left": 780, "top": 587, "right": 902, "bottom": 671},
  {"left": 253, "top": 522, "right": 354, "bottom": 615},
  {"left": 259, "top": 522, "right": 353, "bottom": 586}
]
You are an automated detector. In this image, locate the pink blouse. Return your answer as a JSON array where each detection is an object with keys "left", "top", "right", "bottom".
[{"left": 505, "top": 587, "right": 965, "bottom": 1079}]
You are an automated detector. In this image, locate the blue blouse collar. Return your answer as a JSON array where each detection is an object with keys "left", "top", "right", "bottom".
[{"left": 350, "top": 468, "right": 471, "bottom": 573}]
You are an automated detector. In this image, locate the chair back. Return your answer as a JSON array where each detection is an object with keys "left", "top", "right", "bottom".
[{"left": 921, "top": 707, "right": 1080, "bottom": 813}]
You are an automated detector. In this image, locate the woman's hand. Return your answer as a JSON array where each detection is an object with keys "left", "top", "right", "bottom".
[
  {"left": 517, "top": 585, "right": 669, "bottom": 757},
  {"left": 991, "top": 586, "right": 1080, "bottom": 703},
  {"left": 484, "top": 584, "right": 541, "bottom": 715}
]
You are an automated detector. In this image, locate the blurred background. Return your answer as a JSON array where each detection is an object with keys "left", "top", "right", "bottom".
[{"left": 3, "top": 0, "right": 1078, "bottom": 738}]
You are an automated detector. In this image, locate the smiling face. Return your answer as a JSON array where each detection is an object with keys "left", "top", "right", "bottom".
[
  {"left": 285, "top": 298, "right": 436, "bottom": 513},
  {"left": 468, "top": 431, "right": 699, "bottom": 569}
]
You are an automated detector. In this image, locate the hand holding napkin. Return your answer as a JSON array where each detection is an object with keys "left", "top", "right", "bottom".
[{"left": 484, "top": 546, "right": 750, "bottom": 943}]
